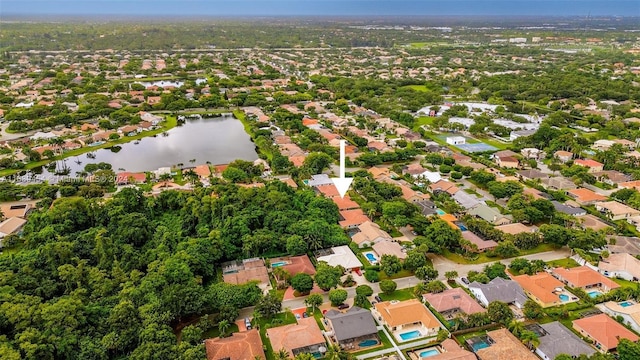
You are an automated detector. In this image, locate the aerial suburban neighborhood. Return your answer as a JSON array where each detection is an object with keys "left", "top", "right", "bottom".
[{"left": 1, "top": 3, "right": 640, "bottom": 360}]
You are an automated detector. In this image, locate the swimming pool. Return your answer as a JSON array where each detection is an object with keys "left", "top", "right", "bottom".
[
  {"left": 271, "top": 261, "right": 288, "bottom": 268},
  {"left": 436, "top": 209, "right": 446, "bottom": 215},
  {"left": 559, "top": 294, "right": 570, "bottom": 302},
  {"left": 620, "top": 301, "right": 635, "bottom": 307},
  {"left": 456, "top": 222, "right": 468, "bottom": 231},
  {"left": 358, "top": 339, "right": 378, "bottom": 347},
  {"left": 472, "top": 341, "right": 490, "bottom": 351},
  {"left": 588, "top": 290, "right": 602, "bottom": 298},
  {"left": 399, "top": 330, "right": 422, "bottom": 341},
  {"left": 364, "top": 252, "right": 378, "bottom": 264},
  {"left": 419, "top": 349, "right": 440, "bottom": 358}
]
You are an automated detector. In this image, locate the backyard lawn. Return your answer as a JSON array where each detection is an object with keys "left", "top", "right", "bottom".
[
  {"left": 443, "top": 243, "right": 556, "bottom": 264},
  {"left": 546, "top": 258, "right": 580, "bottom": 269},
  {"left": 378, "top": 289, "right": 415, "bottom": 302},
  {"left": 613, "top": 278, "right": 639, "bottom": 290}
]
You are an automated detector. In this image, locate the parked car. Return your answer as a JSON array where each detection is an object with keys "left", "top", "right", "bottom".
[
  {"left": 374, "top": 295, "right": 382, "bottom": 302},
  {"left": 245, "top": 317, "right": 252, "bottom": 330},
  {"left": 337, "top": 303, "right": 349, "bottom": 310},
  {"left": 303, "top": 312, "right": 309, "bottom": 318},
  {"left": 461, "top": 277, "right": 469, "bottom": 285}
]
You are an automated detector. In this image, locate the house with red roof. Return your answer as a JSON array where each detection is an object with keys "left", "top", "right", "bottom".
[
  {"left": 573, "top": 314, "right": 639, "bottom": 352},
  {"left": 574, "top": 159, "right": 604, "bottom": 173}
]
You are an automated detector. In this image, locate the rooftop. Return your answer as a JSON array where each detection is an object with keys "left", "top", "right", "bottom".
[
  {"left": 598, "top": 253, "right": 640, "bottom": 279},
  {"left": 552, "top": 266, "right": 620, "bottom": 290},
  {"left": 423, "top": 288, "right": 486, "bottom": 315},
  {"left": 204, "top": 329, "right": 265, "bottom": 360},
  {"left": 372, "top": 240, "right": 406, "bottom": 260},
  {"left": 325, "top": 306, "right": 378, "bottom": 342},
  {"left": 512, "top": 272, "right": 565, "bottom": 304},
  {"left": 475, "top": 328, "right": 538, "bottom": 360},
  {"left": 573, "top": 314, "right": 639, "bottom": 350},
  {"left": 316, "top": 245, "right": 362, "bottom": 270},
  {"left": 266, "top": 317, "right": 325, "bottom": 358},
  {"left": 536, "top": 321, "right": 596, "bottom": 359},
  {"left": 374, "top": 299, "right": 440, "bottom": 329}
]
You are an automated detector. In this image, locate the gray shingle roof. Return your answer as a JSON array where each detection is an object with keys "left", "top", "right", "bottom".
[
  {"left": 469, "top": 277, "right": 528, "bottom": 305},
  {"left": 325, "top": 306, "right": 378, "bottom": 341},
  {"left": 552, "top": 201, "right": 587, "bottom": 216},
  {"left": 537, "top": 321, "right": 596, "bottom": 359}
]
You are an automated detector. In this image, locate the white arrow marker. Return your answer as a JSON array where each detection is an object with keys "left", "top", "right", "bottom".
[{"left": 331, "top": 139, "right": 353, "bottom": 199}]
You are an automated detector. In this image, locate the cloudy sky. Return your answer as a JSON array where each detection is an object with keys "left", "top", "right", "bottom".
[{"left": 1, "top": 0, "right": 638, "bottom": 16}]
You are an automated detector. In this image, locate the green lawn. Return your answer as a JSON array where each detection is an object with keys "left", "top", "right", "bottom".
[
  {"left": 413, "top": 116, "right": 435, "bottom": 131},
  {"left": 202, "top": 323, "right": 239, "bottom": 339},
  {"left": 378, "top": 289, "right": 415, "bottom": 302},
  {"left": 402, "top": 85, "right": 429, "bottom": 92},
  {"left": 379, "top": 269, "right": 414, "bottom": 281},
  {"left": 546, "top": 258, "right": 580, "bottom": 269},
  {"left": 613, "top": 278, "right": 639, "bottom": 290},
  {"left": 442, "top": 243, "right": 556, "bottom": 265}
]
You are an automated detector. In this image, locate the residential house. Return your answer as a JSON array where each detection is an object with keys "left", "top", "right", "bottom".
[
  {"left": 394, "top": 180, "right": 430, "bottom": 203},
  {"left": 495, "top": 155, "right": 519, "bottom": 168},
  {"left": 316, "top": 246, "right": 363, "bottom": 273},
  {"left": 266, "top": 317, "right": 326, "bottom": 358},
  {"left": 573, "top": 314, "right": 639, "bottom": 353},
  {"left": 567, "top": 188, "right": 608, "bottom": 205},
  {"left": 552, "top": 201, "right": 587, "bottom": 216},
  {"left": 552, "top": 266, "right": 620, "bottom": 293},
  {"left": 461, "top": 231, "right": 498, "bottom": 253},
  {"left": 269, "top": 255, "right": 316, "bottom": 276},
  {"left": 599, "top": 301, "right": 640, "bottom": 334},
  {"left": 307, "top": 174, "right": 334, "bottom": 187},
  {"left": 351, "top": 221, "right": 392, "bottom": 248},
  {"left": 423, "top": 288, "right": 486, "bottom": 319},
  {"left": 0, "top": 202, "right": 33, "bottom": 219},
  {"left": 554, "top": 150, "right": 574, "bottom": 163},
  {"left": 204, "top": 329, "right": 265, "bottom": 360},
  {"left": 429, "top": 180, "right": 459, "bottom": 195},
  {"left": 467, "top": 204, "right": 512, "bottom": 225},
  {"left": 473, "top": 328, "right": 538, "bottom": 360},
  {"left": 324, "top": 307, "right": 379, "bottom": 350},
  {"left": 221, "top": 258, "right": 270, "bottom": 290},
  {"left": 517, "top": 169, "right": 549, "bottom": 182},
  {"left": 512, "top": 272, "right": 567, "bottom": 308},
  {"left": 607, "top": 236, "right": 640, "bottom": 256},
  {"left": 595, "top": 201, "right": 640, "bottom": 221},
  {"left": 592, "top": 139, "right": 616, "bottom": 151},
  {"left": 521, "top": 148, "right": 545, "bottom": 160},
  {"left": 598, "top": 252, "right": 640, "bottom": 281},
  {"left": 338, "top": 209, "right": 370, "bottom": 229},
  {"left": 115, "top": 172, "right": 147, "bottom": 185},
  {"left": 193, "top": 165, "right": 212, "bottom": 180},
  {"left": 372, "top": 299, "right": 442, "bottom": 339},
  {"left": 541, "top": 176, "right": 577, "bottom": 191},
  {"left": 452, "top": 191, "right": 482, "bottom": 210},
  {"left": 534, "top": 322, "right": 596, "bottom": 360},
  {"left": 468, "top": 277, "right": 528, "bottom": 308},
  {"left": 372, "top": 240, "right": 406, "bottom": 260},
  {"left": 619, "top": 180, "right": 640, "bottom": 191},
  {"left": 574, "top": 159, "right": 604, "bottom": 173},
  {"left": 331, "top": 196, "right": 361, "bottom": 211},
  {"left": 592, "top": 170, "right": 631, "bottom": 186},
  {"left": 510, "top": 129, "right": 536, "bottom": 141},
  {"left": 0, "top": 217, "right": 27, "bottom": 242}
]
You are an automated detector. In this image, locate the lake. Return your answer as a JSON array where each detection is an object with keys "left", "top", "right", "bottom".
[{"left": 18, "top": 115, "right": 259, "bottom": 183}]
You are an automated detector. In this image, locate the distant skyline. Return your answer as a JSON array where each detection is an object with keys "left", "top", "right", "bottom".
[{"left": 2, "top": 0, "right": 639, "bottom": 17}]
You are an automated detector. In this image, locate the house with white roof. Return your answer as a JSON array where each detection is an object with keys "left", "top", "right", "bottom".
[{"left": 316, "top": 245, "right": 363, "bottom": 272}]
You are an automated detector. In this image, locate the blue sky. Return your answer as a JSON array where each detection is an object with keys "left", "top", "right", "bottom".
[{"left": 1, "top": 0, "right": 639, "bottom": 16}]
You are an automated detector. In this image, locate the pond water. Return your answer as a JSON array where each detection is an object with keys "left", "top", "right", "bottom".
[{"left": 16, "top": 115, "right": 258, "bottom": 183}]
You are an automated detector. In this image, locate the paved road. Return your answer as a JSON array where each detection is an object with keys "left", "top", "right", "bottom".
[
  {"left": 239, "top": 248, "right": 571, "bottom": 318},
  {"left": 0, "top": 123, "right": 32, "bottom": 141},
  {"left": 429, "top": 248, "right": 572, "bottom": 280}
]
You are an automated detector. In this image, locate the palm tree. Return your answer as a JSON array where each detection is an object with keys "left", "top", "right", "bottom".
[
  {"left": 519, "top": 330, "right": 540, "bottom": 350},
  {"left": 218, "top": 320, "right": 230, "bottom": 338},
  {"left": 508, "top": 320, "right": 525, "bottom": 338},
  {"left": 274, "top": 348, "right": 291, "bottom": 360}
]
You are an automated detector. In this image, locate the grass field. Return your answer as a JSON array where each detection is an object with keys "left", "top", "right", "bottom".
[
  {"left": 402, "top": 85, "right": 429, "bottom": 92},
  {"left": 413, "top": 116, "right": 436, "bottom": 131},
  {"left": 378, "top": 289, "right": 415, "bottom": 302},
  {"left": 613, "top": 278, "right": 639, "bottom": 290},
  {"left": 443, "top": 243, "right": 556, "bottom": 265},
  {"left": 546, "top": 258, "right": 580, "bottom": 269}
]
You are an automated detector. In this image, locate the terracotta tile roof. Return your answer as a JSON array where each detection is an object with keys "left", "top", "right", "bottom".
[
  {"left": 266, "top": 318, "right": 325, "bottom": 358},
  {"left": 0, "top": 202, "right": 33, "bottom": 219},
  {"left": 282, "top": 178, "right": 298, "bottom": 188},
  {"left": 573, "top": 314, "right": 639, "bottom": 351},
  {"left": 368, "top": 166, "right": 391, "bottom": 180},
  {"left": 289, "top": 155, "right": 306, "bottom": 167},
  {"left": 574, "top": 159, "right": 603, "bottom": 168},
  {"left": 552, "top": 266, "right": 620, "bottom": 290},
  {"left": 316, "top": 184, "right": 340, "bottom": 198},
  {"left": 222, "top": 259, "right": 269, "bottom": 285},
  {"left": 423, "top": 288, "right": 486, "bottom": 315},
  {"left": 435, "top": 339, "right": 477, "bottom": 360},
  {"left": 372, "top": 240, "right": 406, "bottom": 260},
  {"left": 338, "top": 209, "right": 370, "bottom": 228},
  {"left": 116, "top": 172, "right": 147, "bottom": 184},
  {"left": 205, "top": 329, "right": 265, "bottom": 360},
  {"left": 475, "top": 328, "right": 538, "bottom": 360},
  {"left": 193, "top": 165, "right": 212, "bottom": 178},
  {"left": 461, "top": 231, "right": 498, "bottom": 251},
  {"left": 374, "top": 299, "right": 440, "bottom": 329},
  {"left": 567, "top": 188, "right": 607, "bottom": 204},
  {"left": 271, "top": 255, "right": 316, "bottom": 276},
  {"left": 331, "top": 195, "right": 360, "bottom": 210},
  {"left": 512, "top": 272, "right": 565, "bottom": 305}
]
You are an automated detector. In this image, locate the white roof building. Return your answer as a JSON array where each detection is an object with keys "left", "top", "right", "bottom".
[{"left": 316, "top": 245, "right": 363, "bottom": 271}]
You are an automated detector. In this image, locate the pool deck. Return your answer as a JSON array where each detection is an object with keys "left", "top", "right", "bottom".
[{"left": 393, "top": 324, "right": 429, "bottom": 343}]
